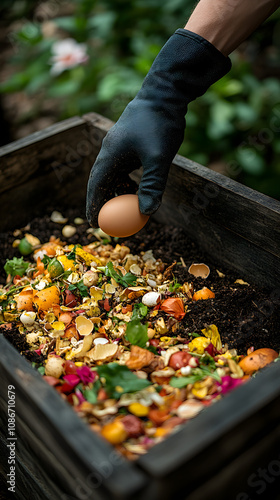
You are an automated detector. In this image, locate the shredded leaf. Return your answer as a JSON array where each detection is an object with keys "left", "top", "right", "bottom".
[
  {"left": 131, "top": 303, "right": 148, "bottom": 321},
  {"left": 100, "top": 261, "right": 137, "bottom": 288},
  {"left": 4, "top": 257, "right": 29, "bottom": 278},
  {"left": 68, "top": 280, "right": 89, "bottom": 298}
]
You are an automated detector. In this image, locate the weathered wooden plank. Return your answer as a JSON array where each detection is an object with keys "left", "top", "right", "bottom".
[
  {"left": 0, "top": 114, "right": 111, "bottom": 232},
  {"left": 154, "top": 199, "right": 280, "bottom": 287},
  {"left": 138, "top": 360, "right": 280, "bottom": 500},
  {"left": 83, "top": 113, "right": 280, "bottom": 259},
  {"left": 186, "top": 427, "right": 280, "bottom": 500},
  {"left": 162, "top": 155, "right": 280, "bottom": 259},
  {"left": 0, "top": 336, "right": 149, "bottom": 500}
]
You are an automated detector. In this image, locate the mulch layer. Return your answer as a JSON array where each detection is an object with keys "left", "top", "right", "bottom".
[{"left": 0, "top": 207, "right": 279, "bottom": 355}]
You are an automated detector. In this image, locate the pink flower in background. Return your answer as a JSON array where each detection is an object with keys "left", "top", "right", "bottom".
[{"left": 50, "top": 38, "right": 88, "bottom": 75}]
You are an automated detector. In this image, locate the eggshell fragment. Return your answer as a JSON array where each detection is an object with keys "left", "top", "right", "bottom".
[
  {"left": 98, "top": 194, "right": 149, "bottom": 238},
  {"left": 238, "top": 348, "right": 279, "bottom": 375},
  {"left": 20, "top": 311, "right": 36, "bottom": 326},
  {"left": 75, "top": 316, "right": 93, "bottom": 336},
  {"left": 142, "top": 292, "right": 161, "bottom": 307},
  {"left": 176, "top": 400, "right": 204, "bottom": 419},
  {"left": 188, "top": 263, "right": 210, "bottom": 279},
  {"left": 62, "top": 225, "right": 77, "bottom": 238},
  {"left": 89, "top": 342, "right": 118, "bottom": 361}
]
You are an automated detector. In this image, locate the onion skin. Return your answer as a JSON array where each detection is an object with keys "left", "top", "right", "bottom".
[{"left": 239, "top": 348, "right": 279, "bottom": 375}]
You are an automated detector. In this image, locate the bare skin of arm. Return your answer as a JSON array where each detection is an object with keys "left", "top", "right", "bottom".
[{"left": 185, "top": 0, "right": 280, "bottom": 56}]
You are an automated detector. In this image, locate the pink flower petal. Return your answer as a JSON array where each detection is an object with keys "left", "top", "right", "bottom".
[{"left": 63, "top": 374, "right": 80, "bottom": 387}]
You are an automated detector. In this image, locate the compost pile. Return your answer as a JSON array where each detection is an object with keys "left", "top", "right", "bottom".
[{"left": 0, "top": 211, "right": 279, "bottom": 459}]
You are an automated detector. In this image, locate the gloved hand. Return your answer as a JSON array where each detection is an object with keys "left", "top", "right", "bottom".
[{"left": 86, "top": 29, "right": 231, "bottom": 227}]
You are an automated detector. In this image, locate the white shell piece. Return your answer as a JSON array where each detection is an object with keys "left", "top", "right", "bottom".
[
  {"left": 20, "top": 311, "right": 36, "bottom": 326},
  {"left": 142, "top": 291, "right": 161, "bottom": 307},
  {"left": 181, "top": 365, "right": 192, "bottom": 376},
  {"left": 62, "top": 225, "right": 77, "bottom": 238},
  {"left": 147, "top": 278, "right": 157, "bottom": 287},
  {"left": 93, "top": 337, "right": 109, "bottom": 345}
]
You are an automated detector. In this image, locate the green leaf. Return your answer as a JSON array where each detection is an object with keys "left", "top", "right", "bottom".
[
  {"left": 169, "top": 277, "right": 181, "bottom": 293},
  {"left": 101, "top": 261, "right": 137, "bottom": 288},
  {"left": 38, "top": 366, "right": 45, "bottom": 375},
  {"left": 170, "top": 363, "right": 221, "bottom": 388},
  {"left": 42, "top": 255, "right": 52, "bottom": 266},
  {"left": 83, "top": 381, "right": 100, "bottom": 404},
  {"left": 131, "top": 303, "right": 148, "bottom": 321},
  {"left": 97, "top": 363, "right": 151, "bottom": 399},
  {"left": 67, "top": 244, "right": 82, "bottom": 261},
  {"left": 236, "top": 148, "right": 266, "bottom": 175},
  {"left": 48, "top": 79, "right": 81, "bottom": 97},
  {"left": 170, "top": 374, "right": 202, "bottom": 388},
  {"left": 125, "top": 319, "right": 148, "bottom": 348},
  {"left": 53, "top": 16, "right": 78, "bottom": 34},
  {"left": 187, "top": 332, "right": 201, "bottom": 338},
  {"left": 0, "top": 72, "right": 30, "bottom": 93},
  {"left": 4, "top": 257, "right": 29, "bottom": 278},
  {"left": 68, "top": 280, "right": 89, "bottom": 298}
]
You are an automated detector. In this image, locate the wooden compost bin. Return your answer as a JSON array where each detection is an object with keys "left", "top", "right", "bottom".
[{"left": 0, "top": 112, "right": 280, "bottom": 500}]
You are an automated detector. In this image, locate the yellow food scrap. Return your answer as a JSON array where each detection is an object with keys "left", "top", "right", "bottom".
[
  {"left": 75, "top": 247, "right": 102, "bottom": 266},
  {"left": 201, "top": 324, "right": 222, "bottom": 351},
  {"left": 188, "top": 337, "right": 210, "bottom": 354}
]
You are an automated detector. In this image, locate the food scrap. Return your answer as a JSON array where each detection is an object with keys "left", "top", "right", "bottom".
[{"left": 0, "top": 236, "right": 279, "bottom": 460}]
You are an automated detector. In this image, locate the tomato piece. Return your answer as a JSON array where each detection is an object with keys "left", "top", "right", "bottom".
[
  {"left": 169, "top": 351, "right": 192, "bottom": 370},
  {"left": 148, "top": 408, "right": 170, "bottom": 426},
  {"left": 64, "top": 360, "right": 77, "bottom": 375}
]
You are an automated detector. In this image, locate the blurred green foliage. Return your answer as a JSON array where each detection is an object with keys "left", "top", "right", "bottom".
[{"left": 1, "top": 0, "right": 280, "bottom": 198}]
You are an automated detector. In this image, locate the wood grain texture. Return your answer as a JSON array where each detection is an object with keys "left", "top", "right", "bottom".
[
  {"left": 0, "top": 117, "right": 93, "bottom": 231},
  {"left": 138, "top": 360, "right": 280, "bottom": 499},
  {"left": 0, "top": 112, "right": 280, "bottom": 499},
  {"left": 0, "top": 336, "right": 148, "bottom": 500}
]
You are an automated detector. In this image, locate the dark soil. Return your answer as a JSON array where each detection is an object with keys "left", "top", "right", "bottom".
[{"left": 0, "top": 207, "right": 279, "bottom": 355}]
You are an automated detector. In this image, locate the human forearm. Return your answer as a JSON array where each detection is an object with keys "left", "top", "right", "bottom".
[{"left": 185, "top": 0, "right": 280, "bottom": 56}]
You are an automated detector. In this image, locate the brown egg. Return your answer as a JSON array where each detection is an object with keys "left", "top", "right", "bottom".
[
  {"left": 239, "top": 348, "right": 279, "bottom": 375},
  {"left": 98, "top": 194, "right": 149, "bottom": 237}
]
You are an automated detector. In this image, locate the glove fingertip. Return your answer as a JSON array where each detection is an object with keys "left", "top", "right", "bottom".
[{"left": 138, "top": 192, "right": 161, "bottom": 216}]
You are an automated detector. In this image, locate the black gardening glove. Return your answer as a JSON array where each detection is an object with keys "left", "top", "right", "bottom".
[{"left": 86, "top": 29, "right": 231, "bottom": 227}]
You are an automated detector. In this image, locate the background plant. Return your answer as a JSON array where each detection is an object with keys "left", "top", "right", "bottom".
[{"left": 1, "top": 0, "right": 280, "bottom": 198}]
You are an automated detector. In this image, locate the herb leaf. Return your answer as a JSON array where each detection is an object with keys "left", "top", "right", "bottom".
[
  {"left": 67, "top": 244, "right": 82, "bottom": 261},
  {"left": 125, "top": 319, "right": 148, "bottom": 348},
  {"left": 4, "top": 257, "right": 29, "bottom": 278},
  {"left": 170, "top": 374, "right": 203, "bottom": 388},
  {"left": 42, "top": 255, "right": 52, "bottom": 266},
  {"left": 83, "top": 380, "right": 100, "bottom": 404},
  {"left": 170, "top": 364, "right": 221, "bottom": 388},
  {"left": 101, "top": 261, "right": 137, "bottom": 288},
  {"left": 131, "top": 303, "right": 148, "bottom": 321},
  {"left": 68, "top": 280, "right": 89, "bottom": 298},
  {"left": 169, "top": 277, "right": 181, "bottom": 293},
  {"left": 97, "top": 363, "right": 151, "bottom": 399}
]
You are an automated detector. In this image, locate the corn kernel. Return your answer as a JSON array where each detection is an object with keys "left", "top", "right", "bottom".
[{"left": 128, "top": 403, "right": 149, "bottom": 417}]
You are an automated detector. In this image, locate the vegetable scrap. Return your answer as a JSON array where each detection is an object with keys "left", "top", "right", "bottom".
[{"left": 0, "top": 236, "right": 279, "bottom": 460}]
